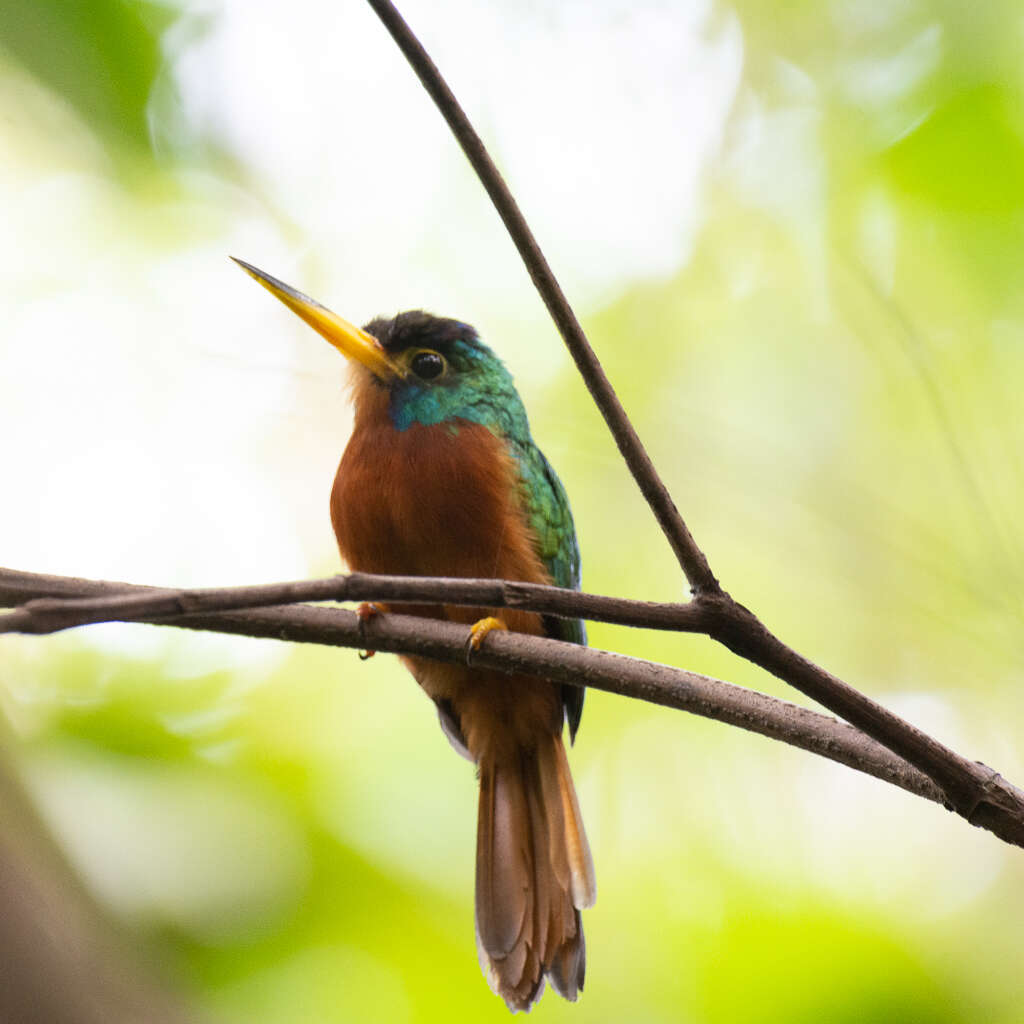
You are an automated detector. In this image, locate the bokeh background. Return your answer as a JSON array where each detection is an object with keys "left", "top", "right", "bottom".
[{"left": 3, "top": 0, "right": 1024, "bottom": 1020}]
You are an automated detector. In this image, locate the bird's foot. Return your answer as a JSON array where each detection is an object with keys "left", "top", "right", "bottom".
[
  {"left": 465, "top": 616, "right": 508, "bottom": 664},
  {"left": 357, "top": 602, "right": 384, "bottom": 660}
]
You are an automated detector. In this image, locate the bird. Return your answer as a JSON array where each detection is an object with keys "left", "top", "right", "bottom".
[{"left": 233, "top": 257, "right": 596, "bottom": 1012}]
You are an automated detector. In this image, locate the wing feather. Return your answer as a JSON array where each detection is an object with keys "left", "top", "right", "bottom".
[{"left": 508, "top": 440, "right": 587, "bottom": 738}]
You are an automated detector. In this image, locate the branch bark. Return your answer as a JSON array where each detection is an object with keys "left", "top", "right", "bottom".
[
  {"left": 5, "top": 566, "right": 1024, "bottom": 849},
  {"left": 0, "top": 564, "right": 1006, "bottom": 836},
  {"left": 0, "top": 570, "right": 708, "bottom": 636},
  {"left": 11, "top": 568, "right": 1005, "bottom": 834}
]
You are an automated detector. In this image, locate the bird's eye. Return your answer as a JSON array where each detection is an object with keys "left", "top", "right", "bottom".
[{"left": 410, "top": 350, "right": 446, "bottom": 380}]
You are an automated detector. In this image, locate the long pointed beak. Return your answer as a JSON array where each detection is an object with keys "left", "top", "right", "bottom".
[{"left": 231, "top": 257, "right": 403, "bottom": 380}]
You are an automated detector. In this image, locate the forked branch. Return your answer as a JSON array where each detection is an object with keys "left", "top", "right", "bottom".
[
  {"left": 7, "top": 566, "right": 1024, "bottom": 853},
  {"left": 360, "top": 0, "right": 1024, "bottom": 848},
  {"left": 364, "top": 0, "right": 718, "bottom": 595},
  {"left": 0, "top": 566, "right": 941, "bottom": 808}
]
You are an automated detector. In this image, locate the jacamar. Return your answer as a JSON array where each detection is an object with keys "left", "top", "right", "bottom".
[{"left": 234, "top": 258, "right": 595, "bottom": 1012}]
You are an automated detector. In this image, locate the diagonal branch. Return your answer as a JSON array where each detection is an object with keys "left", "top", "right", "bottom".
[
  {"left": 359, "top": 0, "right": 1024, "bottom": 845},
  {"left": 0, "top": 567, "right": 942, "bottom": 808},
  {"left": 363, "top": 0, "right": 718, "bottom": 595}
]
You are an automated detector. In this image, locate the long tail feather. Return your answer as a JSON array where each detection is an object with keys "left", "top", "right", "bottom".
[
  {"left": 476, "top": 735, "right": 594, "bottom": 1012},
  {"left": 553, "top": 736, "right": 596, "bottom": 910}
]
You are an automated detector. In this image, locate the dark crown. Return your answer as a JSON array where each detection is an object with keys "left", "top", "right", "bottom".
[{"left": 362, "top": 310, "right": 479, "bottom": 355}]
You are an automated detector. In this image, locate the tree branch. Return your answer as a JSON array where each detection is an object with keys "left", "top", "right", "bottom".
[
  {"left": 694, "top": 594, "right": 1024, "bottom": 832},
  {"left": 358, "top": 0, "right": 1024, "bottom": 845},
  {"left": 3, "top": 564, "right": 1015, "bottom": 842},
  {"left": 363, "top": 0, "right": 718, "bottom": 595},
  {"left": 6, "top": 565, "right": 1024, "bottom": 847},
  {"left": 0, "top": 569, "right": 709, "bottom": 637}
]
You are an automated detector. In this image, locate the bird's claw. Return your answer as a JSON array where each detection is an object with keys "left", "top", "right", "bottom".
[
  {"left": 465, "top": 616, "right": 508, "bottom": 664},
  {"left": 357, "top": 602, "right": 384, "bottom": 660}
]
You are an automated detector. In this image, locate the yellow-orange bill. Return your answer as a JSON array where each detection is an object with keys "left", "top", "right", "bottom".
[{"left": 231, "top": 257, "right": 403, "bottom": 380}]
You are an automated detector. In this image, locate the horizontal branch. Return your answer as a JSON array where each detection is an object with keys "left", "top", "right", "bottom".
[
  {"left": 0, "top": 570, "right": 708, "bottom": 636},
  {"left": 0, "top": 565, "right": 953, "bottom": 810}
]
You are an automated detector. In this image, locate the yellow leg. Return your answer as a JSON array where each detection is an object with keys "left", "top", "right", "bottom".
[{"left": 467, "top": 616, "right": 508, "bottom": 653}]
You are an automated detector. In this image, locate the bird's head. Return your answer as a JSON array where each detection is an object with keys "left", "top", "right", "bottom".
[{"left": 233, "top": 259, "right": 524, "bottom": 434}]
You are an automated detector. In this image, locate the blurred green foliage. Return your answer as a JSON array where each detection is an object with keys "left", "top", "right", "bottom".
[
  {"left": 884, "top": 84, "right": 1024, "bottom": 216},
  {"left": 4, "top": 1, "right": 1024, "bottom": 1023},
  {"left": 0, "top": 0, "right": 171, "bottom": 159}
]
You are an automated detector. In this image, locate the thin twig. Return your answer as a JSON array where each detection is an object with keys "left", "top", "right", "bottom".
[
  {"left": 0, "top": 567, "right": 944, "bottom": 809},
  {"left": 363, "top": 0, "right": 718, "bottom": 595},
  {"left": 0, "top": 570, "right": 708, "bottom": 636}
]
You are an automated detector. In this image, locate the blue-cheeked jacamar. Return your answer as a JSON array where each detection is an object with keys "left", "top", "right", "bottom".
[{"left": 235, "top": 258, "right": 595, "bottom": 1012}]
